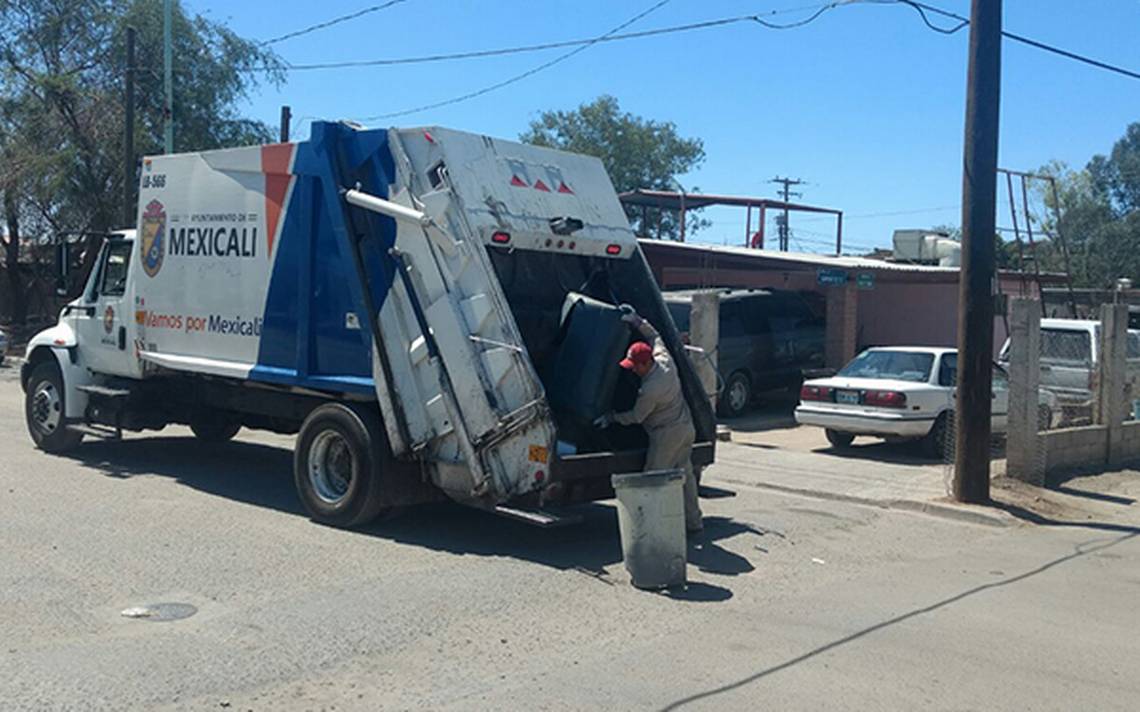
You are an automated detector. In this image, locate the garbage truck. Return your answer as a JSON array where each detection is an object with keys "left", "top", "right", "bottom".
[{"left": 21, "top": 121, "right": 715, "bottom": 527}]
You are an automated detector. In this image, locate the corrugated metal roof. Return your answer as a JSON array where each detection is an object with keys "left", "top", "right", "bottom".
[
  {"left": 638, "top": 239, "right": 1069, "bottom": 281},
  {"left": 639, "top": 239, "right": 957, "bottom": 273}
]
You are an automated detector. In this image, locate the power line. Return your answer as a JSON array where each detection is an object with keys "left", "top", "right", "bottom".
[
  {"left": 797, "top": 204, "right": 961, "bottom": 223},
  {"left": 261, "top": 1, "right": 408, "bottom": 46},
  {"left": 356, "top": 0, "right": 677, "bottom": 121},
  {"left": 886, "top": 0, "right": 967, "bottom": 34},
  {"left": 263, "top": 2, "right": 849, "bottom": 73},
  {"left": 245, "top": 0, "right": 1139, "bottom": 86},
  {"left": 892, "top": 0, "right": 1140, "bottom": 81}
]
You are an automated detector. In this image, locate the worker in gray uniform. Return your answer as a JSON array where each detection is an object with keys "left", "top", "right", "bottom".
[{"left": 596, "top": 305, "right": 703, "bottom": 533}]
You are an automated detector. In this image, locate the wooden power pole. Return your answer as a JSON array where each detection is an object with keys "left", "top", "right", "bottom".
[
  {"left": 770, "top": 176, "right": 803, "bottom": 251},
  {"left": 953, "top": 0, "right": 1002, "bottom": 504}
]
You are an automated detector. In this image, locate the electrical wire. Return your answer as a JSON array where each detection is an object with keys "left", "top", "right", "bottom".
[
  {"left": 895, "top": 0, "right": 1140, "bottom": 81},
  {"left": 254, "top": 2, "right": 846, "bottom": 72},
  {"left": 356, "top": 0, "right": 676, "bottom": 121},
  {"left": 752, "top": 1, "right": 848, "bottom": 30},
  {"left": 261, "top": 0, "right": 408, "bottom": 46},
  {"left": 888, "top": 0, "right": 967, "bottom": 34},
  {"left": 272, "top": 15, "right": 767, "bottom": 71},
  {"left": 246, "top": 0, "right": 1138, "bottom": 85}
]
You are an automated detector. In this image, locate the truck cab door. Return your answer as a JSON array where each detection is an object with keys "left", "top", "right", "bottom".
[{"left": 74, "top": 238, "right": 139, "bottom": 378}]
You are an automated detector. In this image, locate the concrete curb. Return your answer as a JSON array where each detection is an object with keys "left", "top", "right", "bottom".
[{"left": 710, "top": 475, "right": 1014, "bottom": 528}]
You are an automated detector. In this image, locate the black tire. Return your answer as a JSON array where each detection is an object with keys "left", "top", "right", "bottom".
[
  {"left": 24, "top": 362, "right": 83, "bottom": 453},
  {"left": 718, "top": 371, "right": 752, "bottom": 418},
  {"left": 825, "top": 429, "right": 855, "bottom": 449},
  {"left": 294, "top": 403, "right": 389, "bottom": 527},
  {"left": 923, "top": 412, "right": 952, "bottom": 459},
  {"left": 190, "top": 418, "right": 241, "bottom": 443}
]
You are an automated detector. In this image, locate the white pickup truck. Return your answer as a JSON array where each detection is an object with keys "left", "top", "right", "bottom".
[
  {"left": 998, "top": 318, "right": 1140, "bottom": 426},
  {"left": 22, "top": 122, "right": 715, "bottom": 527}
]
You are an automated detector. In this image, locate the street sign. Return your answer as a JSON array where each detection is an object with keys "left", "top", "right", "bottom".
[
  {"left": 856, "top": 272, "right": 875, "bottom": 290},
  {"left": 817, "top": 268, "right": 848, "bottom": 286}
]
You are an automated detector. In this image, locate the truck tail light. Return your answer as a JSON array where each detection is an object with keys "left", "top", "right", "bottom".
[
  {"left": 491, "top": 231, "right": 511, "bottom": 244},
  {"left": 606, "top": 244, "right": 622, "bottom": 255},
  {"left": 864, "top": 390, "right": 907, "bottom": 408},
  {"left": 800, "top": 385, "right": 832, "bottom": 402}
]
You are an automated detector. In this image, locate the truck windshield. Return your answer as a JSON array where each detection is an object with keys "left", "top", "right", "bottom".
[{"left": 839, "top": 350, "right": 934, "bottom": 382}]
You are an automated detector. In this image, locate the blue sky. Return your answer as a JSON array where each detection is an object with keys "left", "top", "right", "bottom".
[{"left": 187, "top": 0, "right": 1139, "bottom": 253}]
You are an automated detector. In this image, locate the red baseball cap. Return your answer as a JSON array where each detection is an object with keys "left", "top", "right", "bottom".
[{"left": 619, "top": 341, "right": 653, "bottom": 370}]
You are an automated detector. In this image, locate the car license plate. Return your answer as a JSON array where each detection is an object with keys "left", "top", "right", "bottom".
[{"left": 836, "top": 390, "right": 860, "bottom": 405}]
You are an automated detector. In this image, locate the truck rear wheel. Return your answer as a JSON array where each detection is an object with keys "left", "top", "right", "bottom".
[
  {"left": 294, "top": 403, "right": 388, "bottom": 527},
  {"left": 25, "top": 362, "right": 83, "bottom": 453}
]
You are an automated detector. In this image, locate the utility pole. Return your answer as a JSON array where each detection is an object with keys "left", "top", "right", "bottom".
[
  {"left": 770, "top": 176, "right": 803, "bottom": 251},
  {"left": 163, "top": 0, "right": 174, "bottom": 153},
  {"left": 123, "top": 26, "right": 136, "bottom": 228},
  {"left": 952, "top": 0, "right": 1002, "bottom": 504},
  {"left": 279, "top": 106, "right": 292, "bottom": 143}
]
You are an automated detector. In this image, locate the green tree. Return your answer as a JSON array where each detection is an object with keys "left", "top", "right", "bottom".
[
  {"left": 0, "top": 0, "right": 281, "bottom": 326},
  {"left": 1037, "top": 121, "right": 1140, "bottom": 289},
  {"left": 520, "top": 95, "right": 706, "bottom": 239}
]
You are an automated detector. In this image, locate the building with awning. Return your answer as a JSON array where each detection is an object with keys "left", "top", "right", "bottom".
[{"left": 639, "top": 239, "right": 1068, "bottom": 367}]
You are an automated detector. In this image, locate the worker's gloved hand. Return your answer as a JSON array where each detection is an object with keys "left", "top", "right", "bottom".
[
  {"left": 618, "top": 304, "right": 643, "bottom": 328},
  {"left": 593, "top": 412, "right": 614, "bottom": 429}
]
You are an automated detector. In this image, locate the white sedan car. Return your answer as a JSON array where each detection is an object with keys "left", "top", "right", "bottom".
[{"left": 794, "top": 347, "right": 1012, "bottom": 457}]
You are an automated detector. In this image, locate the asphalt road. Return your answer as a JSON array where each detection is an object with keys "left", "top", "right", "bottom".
[{"left": 2, "top": 362, "right": 1138, "bottom": 711}]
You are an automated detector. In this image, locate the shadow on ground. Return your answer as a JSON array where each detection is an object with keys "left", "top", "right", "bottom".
[
  {"left": 719, "top": 400, "right": 797, "bottom": 434},
  {"left": 807, "top": 440, "right": 939, "bottom": 466},
  {"left": 67, "top": 434, "right": 753, "bottom": 597}
]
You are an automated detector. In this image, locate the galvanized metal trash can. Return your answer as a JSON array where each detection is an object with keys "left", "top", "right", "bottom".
[{"left": 611, "top": 469, "right": 687, "bottom": 589}]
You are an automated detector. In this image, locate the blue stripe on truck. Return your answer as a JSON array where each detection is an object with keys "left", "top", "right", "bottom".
[{"left": 251, "top": 122, "right": 399, "bottom": 396}]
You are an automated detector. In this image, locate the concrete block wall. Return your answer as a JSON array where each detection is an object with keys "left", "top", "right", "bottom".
[
  {"left": 1117, "top": 421, "right": 1140, "bottom": 463},
  {"left": 1010, "top": 302, "right": 1140, "bottom": 480},
  {"left": 1042, "top": 425, "right": 1109, "bottom": 475}
]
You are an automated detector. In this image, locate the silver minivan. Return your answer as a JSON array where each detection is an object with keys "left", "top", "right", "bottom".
[{"left": 999, "top": 318, "right": 1140, "bottom": 425}]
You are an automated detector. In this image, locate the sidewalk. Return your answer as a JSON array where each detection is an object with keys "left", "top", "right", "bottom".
[{"left": 705, "top": 440, "right": 1013, "bottom": 526}]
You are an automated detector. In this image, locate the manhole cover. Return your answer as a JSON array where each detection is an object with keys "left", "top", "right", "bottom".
[{"left": 120, "top": 602, "right": 198, "bottom": 622}]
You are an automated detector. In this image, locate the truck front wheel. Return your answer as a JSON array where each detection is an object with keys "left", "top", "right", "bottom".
[
  {"left": 25, "top": 362, "right": 84, "bottom": 453},
  {"left": 294, "top": 403, "right": 388, "bottom": 528}
]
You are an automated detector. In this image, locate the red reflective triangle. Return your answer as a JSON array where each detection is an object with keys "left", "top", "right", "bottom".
[
  {"left": 557, "top": 182, "right": 574, "bottom": 194},
  {"left": 510, "top": 175, "right": 528, "bottom": 187},
  {"left": 533, "top": 179, "right": 551, "bottom": 192}
]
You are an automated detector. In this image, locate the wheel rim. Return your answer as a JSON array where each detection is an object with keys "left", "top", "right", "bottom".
[
  {"left": 31, "top": 380, "right": 62, "bottom": 435},
  {"left": 728, "top": 379, "right": 748, "bottom": 412},
  {"left": 308, "top": 430, "right": 354, "bottom": 505}
]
